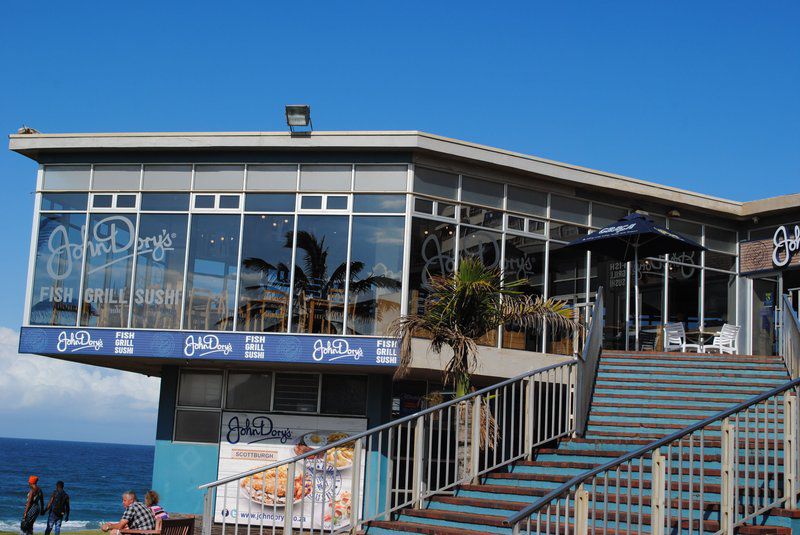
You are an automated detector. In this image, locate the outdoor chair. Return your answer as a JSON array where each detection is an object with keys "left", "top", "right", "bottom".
[
  {"left": 664, "top": 322, "right": 702, "bottom": 352},
  {"left": 703, "top": 323, "right": 740, "bottom": 355},
  {"left": 120, "top": 517, "right": 194, "bottom": 535}
]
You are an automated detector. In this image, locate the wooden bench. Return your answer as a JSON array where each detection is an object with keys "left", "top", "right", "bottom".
[{"left": 121, "top": 517, "right": 194, "bottom": 535}]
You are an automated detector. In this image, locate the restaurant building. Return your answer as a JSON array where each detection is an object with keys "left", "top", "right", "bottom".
[{"left": 9, "top": 130, "right": 800, "bottom": 513}]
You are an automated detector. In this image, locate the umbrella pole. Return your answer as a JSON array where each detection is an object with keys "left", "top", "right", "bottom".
[{"left": 634, "top": 247, "right": 640, "bottom": 351}]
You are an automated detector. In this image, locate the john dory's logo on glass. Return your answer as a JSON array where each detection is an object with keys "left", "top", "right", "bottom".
[
  {"left": 313, "top": 338, "right": 364, "bottom": 361},
  {"left": 773, "top": 225, "right": 800, "bottom": 268},
  {"left": 46, "top": 215, "right": 176, "bottom": 280},
  {"left": 56, "top": 330, "right": 104, "bottom": 352},
  {"left": 184, "top": 334, "right": 234, "bottom": 357},
  {"left": 226, "top": 415, "right": 292, "bottom": 445}
]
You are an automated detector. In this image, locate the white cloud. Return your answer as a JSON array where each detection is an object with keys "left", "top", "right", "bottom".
[{"left": 0, "top": 327, "right": 160, "bottom": 426}]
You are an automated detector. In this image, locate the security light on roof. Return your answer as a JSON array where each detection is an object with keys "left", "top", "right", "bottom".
[{"left": 285, "top": 105, "right": 312, "bottom": 132}]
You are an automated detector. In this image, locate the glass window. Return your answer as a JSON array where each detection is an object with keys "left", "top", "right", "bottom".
[
  {"left": 29, "top": 213, "right": 86, "bottom": 326},
  {"left": 299, "top": 165, "right": 351, "bottom": 191},
  {"left": 460, "top": 227, "right": 502, "bottom": 270},
  {"left": 141, "top": 193, "right": 190, "bottom": 211},
  {"left": 219, "top": 195, "right": 240, "bottom": 209},
  {"left": 92, "top": 165, "right": 140, "bottom": 190},
  {"left": 237, "top": 215, "right": 294, "bottom": 333},
  {"left": 408, "top": 218, "right": 456, "bottom": 315},
  {"left": 80, "top": 214, "right": 137, "bottom": 327},
  {"left": 131, "top": 214, "right": 189, "bottom": 329},
  {"left": 273, "top": 373, "right": 319, "bottom": 413},
  {"left": 507, "top": 215, "right": 525, "bottom": 232},
  {"left": 347, "top": 216, "right": 404, "bottom": 335},
  {"left": 705, "top": 226, "right": 737, "bottom": 254},
  {"left": 507, "top": 186, "right": 547, "bottom": 217},
  {"left": 353, "top": 194, "right": 406, "bottom": 213},
  {"left": 117, "top": 194, "right": 137, "bottom": 208},
  {"left": 244, "top": 193, "right": 295, "bottom": 212},
  {"left": 704, "top": 270, "right": 736, "bottom": 328},
  {"left": 321, "top": 375, "right": 368, "bottom": 415},
  {"left": 413, "top": 167, "right": 458, "bottom": 200},
  {"left": 92, "top": 195, "right": 113, "bottom": 208},
  {"left": 460, "top": 205, "right": 503, "bottom": 229},
  {"left": 226, "top": 372, "right": 272, "bottom": 412},
  {"left": 326, "top": 196, "right": 348, "bottom": 210},
  {"left": 668, "top": 249, "right": 701, "bottom": 266},
  {"left": 174, "top": 410, "right": 221, "bottom": 443},
  {"left": 668, "top": 219, "right": 702, "bottom": 243},
  {"left": 551, "top": 195, "right": 589, "bottom": 225},
  {"left": 194, "top": 165, "right": 244, "bottom": 191},
  {"left": 592, "top": 204, "right": 627, "bottom": 228},
  {"left": 502, "top": 236, "right": 545, "bottom": 352},
  {"left": 593, "top": 259, "right": 629, "bottom": 350},
  {"left": 639, "top": 257, "right": 665, "bottom": 332},
  {"left": 291, "top": 215, "right": 350, "bottom": 334},
  {"left": 183, "top": 215, "right": 240, "bottom": 331},
  {"left": 246, "top": 165, "right": 297, "bottom": 191},
  {"left": 414, "top": 198, "right": 433, "bottom": 214},
  {"left": 461, "top": 176, "right": 503, "bottom": 208},
  {"left": 547, "top": 244, "right": 587, "bottom": 355},
  {"left": 178, "top": 371, "right": 223, "bottom": 407},
  {"left": 705, "top": 251, "right": 736, "bottom": 272},
  {"left": 142, "top": 164, "right": 192, "bottom": 191},
  {"left": 43, "top": 165, "right": 91, "bottom": 191},
  {"left": 549, "top": 222, "right": 588, "bottom": 241},
  {"left": 300, "top": 195, "right": 322, "bottom": 209},
  {"left": 354, "top": 165, "right": 407, "bottom": 191},
  {"left": 194, "top": 195, "right": 215, "bottom": 209},
  {"left": 668, "top": 262, "right": 701, "bottom": 330},
  {"left": 437, "top": 202, "right": 457, "bottom": 218},
  {"left": 528, "top": 219, "right": 546, "bottom": 235},
  {"left": 41, "top": 193, "right": 87, "bottom": 211}
]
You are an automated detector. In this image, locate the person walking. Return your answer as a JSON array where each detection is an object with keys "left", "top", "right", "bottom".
[
  {"left": 44, "top": 481, "right": 70, "bottom": 535},
  {"left": 21, "top": 476, "right": 45, "bottom": 535}
]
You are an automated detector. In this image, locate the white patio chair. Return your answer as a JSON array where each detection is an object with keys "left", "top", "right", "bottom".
[
  {"left": 664, "top": 322, "right": 702, "bottom": 352},
  {"left": 703, "top": 324, "right": 740, "bottom": 355}
]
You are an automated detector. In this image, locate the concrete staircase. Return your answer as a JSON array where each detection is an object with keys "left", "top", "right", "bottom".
[{"left": 365, "top": 351, "right": 799, "bottom": 534}]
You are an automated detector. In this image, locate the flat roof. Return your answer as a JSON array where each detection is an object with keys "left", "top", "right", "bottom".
[{"left": 8, "top": 130, "right": 798, "bottom": 219}]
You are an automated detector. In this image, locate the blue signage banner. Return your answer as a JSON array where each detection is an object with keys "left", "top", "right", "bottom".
[{"left": 19, "top": 327, "right": 400, "bottom": 367}]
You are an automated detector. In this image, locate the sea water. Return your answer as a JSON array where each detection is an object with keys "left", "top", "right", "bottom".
[{"left": 0, "top": 437, "right": 154, "bottom": 532}]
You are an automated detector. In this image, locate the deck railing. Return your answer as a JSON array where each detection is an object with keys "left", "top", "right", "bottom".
[
  {"left": 574, "top": 287, "right": 603, "bottom": 437},
  {"left": 782, "top": 294, "right": 800, "bottom": 379}
]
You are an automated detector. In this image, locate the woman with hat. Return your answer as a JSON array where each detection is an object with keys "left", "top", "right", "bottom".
[{"left": 21, "top": 475, "right": 45, "bottom": 535}]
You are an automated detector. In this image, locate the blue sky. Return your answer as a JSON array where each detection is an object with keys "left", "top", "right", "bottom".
[{"left": 0, "top": 1, "right": 798, "bottom": 444}]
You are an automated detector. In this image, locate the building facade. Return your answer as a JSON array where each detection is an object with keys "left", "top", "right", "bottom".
[{"left": 10, "top": 130, "right": 800, "bottom": 514}]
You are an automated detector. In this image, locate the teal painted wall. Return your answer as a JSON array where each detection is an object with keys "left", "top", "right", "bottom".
[{"left": 152, "top": 440, "right": 219, "bottom": 514}]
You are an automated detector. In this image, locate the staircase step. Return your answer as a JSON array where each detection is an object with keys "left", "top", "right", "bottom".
[
  {"left": 601, "top": 359, "right": 787, "bottom": 372},
  {"left": 604, "top": 351, "right": 783, "bottom": 364},
  {"left": 365, "top": 520, "right": 491, "bottom": 535},
  {"left": 599, "top": 368, "right": 789, "bottom": 381},
  {"left": 595, "top": 383, "right": 772, "bottom": 395},
  {"left": 592, "top": 401, "right": 781, "bottom": 412}
]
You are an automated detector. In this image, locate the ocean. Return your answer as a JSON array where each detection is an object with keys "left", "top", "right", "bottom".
[{"left": 0, "top": 437, "right": 154, "bottom": 533}]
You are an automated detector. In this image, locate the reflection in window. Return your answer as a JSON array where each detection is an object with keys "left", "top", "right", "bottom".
[
  {"left": 704, "top": 270, "right": 736, "bottom": 328},
  {"left": 237, "top": 215, "right": 294, "bottom": 332},
  {"left": 131, "top": 214, "right": 188, "bottom": 329},
  {"left": 290, "top": 215, "right": 349, "bottom": 334},
  {"left": 408, "top": 218, "right": 456, "bottom": 315},
  {"left": 459, "top": 227, "right": 502, "bottom": 270},
  {"left": 668, "top": 262, "right": 700, "bottom": 330},
  {"left": 80, "top": 214, "right": 137, "bottom": 327},
  {"left": 30, "top": 213, "right": 86, "bottom": 326},
  {"left": 502, "top": 236, "right": 545, "bottom": 352},
  {"left": 460, "top": 205, "right": 503, "bottom": 229},
  {"left": 183, "top": 215, "right": 240, "bottom": 331},
  {"left": 347, "top": 216, "right": 404, "bottom": 335}
]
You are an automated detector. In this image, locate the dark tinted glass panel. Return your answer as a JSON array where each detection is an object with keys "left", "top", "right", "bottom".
[
  {"left": 178, "top": 371, "right": 223, "bottom": 407},
  {"left": 507, "top": 215, "right": 525, "bottom": 231},
  {"left": 117, "top": 195, "right": 137, "bottom": 208},
  {"left": 353, "top": 194, "right": 406, "bottom": 213},
  {"left": 460, "top": 205, "right": 503, "bottom": 229},
  {"left": 321, "top": 375, "right": 368, "bottom": 415},
  {"left": 667, "top": 249, "right": 701, "bottom": 266},
  {"left": 183, "top": 215, "right": 240, "bottom": 331},
  {"left": 347, "top": 216, "right": 404, "bottom": 335},
  {"left": 549, "top": 222, "right": 588, "bottom": 241},
  {"left": 414, "top": 198, "right": 433, "bottom": 214},
  {"left": 437, "top": 202, "right": 456, "bottom": 218},
  {"left": 238, "top": 215, "right": 294, "bottom": 332},
  {"left": 219, "top": 195, "right": 240, "bottom": 209},
  {"left": 93, "top": 195, "right": 113, "bottom": 208},
  {"left": 131, "top": 214, "right": 188, "bottom": 329},
  {"left": 528, "top": 219, "right": 546, "bottom": 235},
  {"left": 413, "top": 167, "right": 457, "bottom": 199},
  {"left": 273, "top": 373, "right": 319, "bottom": 413},
  {"left": 226, "top": 372, "right": 272, "bottom": 411},
  {"left": 668, "top": 262, "right": 701, "bottom": 330},
  {"left": 551, "top": 195, "right": 589, "bottom": 225},
  {"left": 459, "top": 227, "right": 502, "bottom": 270},
  {"left": 547, "top": 244, "right": 587, "bottom": 355},
  {"left": 705, "top": 251, "right": 736, "bottom": 272},
  {"left": 141, "top": 193, "right": 190, "bottom": 211},
  {"left": 502, "top": 236, "right": 545, "bottom": 352},
  {"left": 30, "top": 213, "right": 86, "bottom": 325},
  {"left": 41, "top": 193, "right": 87, "bottom": 211},
  {"left": 301, "top": 195, "right": 322, "bottom": 209},
  {"left": 507, "top": 186, "right": 546, "bottom": 217},
  {"left": 705, "top": 226, "right": 737, "bottom": 254},
  {"left": 592, "top": 204, "right": 627, "bottom": 228},
  {"left": 195, "top": 195, "right": 215, "bottom": 209},
  {"left": 80, "top": 214, "right": 137, "bottom": 327},
  {"left": 327, "top": 196, "right": 348, "bottom": 209},
  {"left": 461, "top": 176, "right": 503, "bottom": 208},
  {"left": 244, "top": 193, "right": 296, "bottom": 212},
  {"left": 639, "top": 257, "right": 665, "bottom": 333},
  {"left": 704, "top": 270, "right": 736, "bottom": 328},
  {"left": 291, "top": 215, "right": 349, "bottom": 334},
  {"left": 174, "top": 410, "right": 221, "bottom": 443},
  {"left": 408, "top": 218, "right": 455, "bottom": 316}
]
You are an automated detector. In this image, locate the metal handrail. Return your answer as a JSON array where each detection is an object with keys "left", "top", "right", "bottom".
[
  {"left": 504, "top": 374, "right": 800, "bottom": 528},
  {"left": 782, "top": 293, "right": 800, "bottom": 379},
  {"left": 198, "top": 359, "right": 574, "bottom": 490},
  {"left": 574, "top": 287, "right": 603, "bottom": 436}
]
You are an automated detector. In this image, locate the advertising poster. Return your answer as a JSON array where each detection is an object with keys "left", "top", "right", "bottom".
[{"left": 214, "top": 412, "right": 367, "bottom": 531}]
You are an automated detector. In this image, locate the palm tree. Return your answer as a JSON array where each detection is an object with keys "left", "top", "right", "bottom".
[{"left": 391, "top": 256, "right": 579, "bottom": 397}]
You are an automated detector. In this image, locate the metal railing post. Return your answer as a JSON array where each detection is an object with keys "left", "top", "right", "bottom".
[
  {"left": 650, "top": 448, "right": 666, "bottom": 535},
  {"left": 283, "top": 462, "right": 295, "bottom": 534},
  {"left": 411, "top": 416, "right": 425, "bottom": 508},
  {"left": 574, "top": 484, "right": 589, "bottom": 535},
  {"left": 720, "top": 418, "right": 736, "bottom": 534},
  {"left": 201, "top": 489, "right": 213, "bottom": 535},
  {"left": 350, "top": 437, "right": 365, "bottom": 529},
  {"left": 785, "top": 394, "right": 798, "bottom": 510},
  {"left": 525, "top": 376, "right": 535, "bottom": 460},
  {"left": 471, "top": 396, "right": 482, "bottom": 484}
]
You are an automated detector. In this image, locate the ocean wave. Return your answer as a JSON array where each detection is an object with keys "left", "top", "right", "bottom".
[{"left": 0, "top": 519, "right": 96, "bottom": 532}]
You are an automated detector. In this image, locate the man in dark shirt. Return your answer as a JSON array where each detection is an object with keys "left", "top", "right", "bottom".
[
  {"left": 101, "top": 491, "right": 156, "bottom": 535},
  {"left": 44, "top": 481, "right": 70, "bottom": 535}
]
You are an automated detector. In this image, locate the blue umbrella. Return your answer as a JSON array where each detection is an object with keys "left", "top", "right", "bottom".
[{"left": 564, "top": 213, "right": 706, "bottom": 349}]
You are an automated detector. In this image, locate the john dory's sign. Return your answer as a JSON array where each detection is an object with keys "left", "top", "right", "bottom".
[
  {"left": 740, "top": 224, "right": 800, "bottom": 275},
  {"left": 772, "top": 224, "right": 800, "bottom": 268}
]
